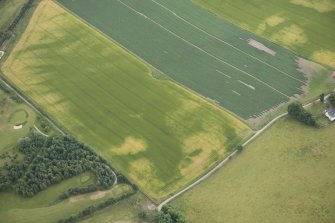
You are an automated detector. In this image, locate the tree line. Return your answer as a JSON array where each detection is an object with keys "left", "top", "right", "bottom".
[
  {"left": 288, "top": 102, "right": 317, "bottom": 127},
  {"left": 56, "top": 191, "right": 136, "bottom": 223},
  {"left": 0, "top": 0, "right": 35, "bottom": 46},
  {"left": 138, "top": 205, "right": 187, "bottom": 223},
  {"left": 0, "top": 132, "right": 116, "bottom": 197},
  {"left": 0, "top": 82, "right": 22, "bottom": 103}
]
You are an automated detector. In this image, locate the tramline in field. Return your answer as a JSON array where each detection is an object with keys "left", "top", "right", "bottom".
[
  {"left": 2, "top": 0, "right": 252, "bottom": 201},
  {"left": 58, "top": 0, "right": 311, "bottom": 119}
]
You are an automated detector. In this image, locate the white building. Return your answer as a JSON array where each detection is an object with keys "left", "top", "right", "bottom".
[{"left": 325, "top": 108, "right": 335, "bottom": 121}]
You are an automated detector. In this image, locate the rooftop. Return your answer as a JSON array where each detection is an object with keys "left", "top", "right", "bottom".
[{"left": 325, "top": 108, "right": 335, "bottom": 121}]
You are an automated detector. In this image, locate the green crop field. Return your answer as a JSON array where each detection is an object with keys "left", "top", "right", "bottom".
[
  {"left": 56, "top": 0, "right": 322, "bottom": 120},
  {"left": 193, "top": 0, "right": 335, "bottom": 68},
  {"left": 1, "top": 0, "right": 251, "bottom": 202},
  {"left": 0, "top": 0, "right": 28, "bottom": 33},
  {"left": 172, "top": 118, "right": 335, "bottom": 223}
]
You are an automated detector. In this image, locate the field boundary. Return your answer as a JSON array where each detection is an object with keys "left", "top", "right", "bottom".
[
  {"left": 53, "top": 1, "right": 258, "bottom": 204},
  {"left": 156, "top": 95, "right": 327, "bottom": 210},
  {"left": 0, "top": 74, "right": 121, "bottom": 187},
  {"left": 54, "top": 0, "right": 254, "bottom": 130},
  {"left": 0, "top": 74, "right": 65, "bottom": 135}
]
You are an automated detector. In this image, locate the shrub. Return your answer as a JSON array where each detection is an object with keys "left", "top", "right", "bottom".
[
  {"left": 288, "top": 102, "right": 317, "bottom": 127},
  {"left": 138, "top": 211, "right": 147, "bottom": 219},
  {"left": 320, "top": 93, "right": 325, "bottom": 103},
  {"left": 329, "top": 93, "right": 335, "bottom": 107},
  {"left": 236, "top": 145, "right": 243, "bottom": 152}
]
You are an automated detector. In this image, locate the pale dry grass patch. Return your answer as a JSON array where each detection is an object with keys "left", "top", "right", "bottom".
[
  {"left": 271, "top": 24, "right": 308, "bottom": 47},
  {"left": 257, "top": 15, "right": 286, "bottom": 34},
  {"left": 291, "top": 0, "right": 335, "bottom": 13},
  {"left": 312, "top": 50, "right": 335, "bottom": 68},
  {"left": 111, "top": 137, "right": 147, "bottom": 156},
  {"left": 128, "top": 158, "right": 164, "bottom": 194},
  {"left": 180, "top": 131, "right": 225, "bottom": 177}
]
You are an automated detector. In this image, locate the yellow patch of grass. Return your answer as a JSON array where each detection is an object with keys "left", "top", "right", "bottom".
[
  {"left": 311, "top": 50, "right": 335, "bottom": 67},
  {"left": 291, "top": 0, "right": 335, "bottom": 13},
  {"left": 270, "top": 24, "right": 308, "bottom": 47},
  {"left": 111, "top": 137, "right": 147, "bottom": 155},
  {"left": 257, "top": 15, "right": 286, "bottom": 34},
  {"left": 128, "top": 158, "right": 164, "bottom": 193},
  {"left": 180, "top": 131, "right": 224, "bottom": 176}
]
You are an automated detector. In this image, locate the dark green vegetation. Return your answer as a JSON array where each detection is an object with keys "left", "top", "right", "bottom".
[
  {"left": 2, "top": 0, "right": 251, "bottom": 201},
  {"left": 0, "top": 0, "right": 33, "bottom": 46},
  {"left": 58, "top": 0, "right": 314, "bottom": 119},
  {"left": 153, "top": 205, "right": 186, "bottom": 223},
  {"left": 193, "top": 0, "right": 335, "bottom": 68},
  {"left": 306, "top": 101, "right": 331, "bottom": 127},
  {"left": 0, "top": 133, "right": 115, "bottom": 197},
  {"left": 0, "top": 0, "right": 28, "bottom": 33},
  {"left": 0, "top": 113, "right": 134, "bottom": 223},
  {"left": 329, "top": 93, "right": 335, "bottom": 106},
  {"left": 57, "top": 190, "right": 136, "bottom": 223},
  {"left": 0, "top": 182, "right": 133, "bottom": 223},
  {"left": 80, "top": 192, "right": 187, "bottom": 223},
  {"left": 80, "top": 192, "right": 150, "bottom": 223},
  {"left": 172, "top": 118, "right": 335, "bottom": 223},
  {"left": 288, "top": 102, "right": 317, "bottom": 126}
]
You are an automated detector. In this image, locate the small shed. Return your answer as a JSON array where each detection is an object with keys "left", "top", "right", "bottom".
[{"left": 325, "top": 108, "right": 335, "bottom": 121}]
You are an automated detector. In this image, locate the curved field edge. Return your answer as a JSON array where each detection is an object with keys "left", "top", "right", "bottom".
[
  {"left": 0, "top": 182, "right": 133, "bottom": 223},
  {"left": 171, "top": 118, "right": 335, "bottom": 223},
  {"left": 1, "top": 0, "right": 252, "bottom": 202},
  {"left": 0, "top": 90, "right": 36, "bottom": 151},
  {"left": 192, "top": 0, "right": 335, "bottom": 69}
]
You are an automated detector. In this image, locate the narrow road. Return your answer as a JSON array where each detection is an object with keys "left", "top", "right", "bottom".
[
  {"left": 0, "top": 75, "right": 119, "bottom": 185},
  {"left": 0, "top": 75, "right": 65, "bottom": 135},
  {"left": 157, "top": 96, "right": 329, "bottom": 210},
  {"left": 1, "top": 69, "right": 330, "bottom": 210},
  {"left": 34, "top": 125, "right": 49, "bottom": 137}
]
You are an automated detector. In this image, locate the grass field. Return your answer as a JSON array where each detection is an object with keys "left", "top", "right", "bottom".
[
  {"left": 0, "top": 172, "right": 96, "bottom": 213},
  {"left": 172, "top": 119, "right": 335, "bottom": 223},
  {"left": 57, "top": 0, "right": 319, "bottom": 120},
  {"left": 1, "top": 0, "right": 252, "bottom": 201},
  {"left": 193, "top": 0, "right": 335, "bottom": 68},
  {"left": 0, "top": 0, "right": 28, "bottom": 33},
  {"left": 0, "top": 170, "right": 133, "bottom": 223},
  {"left": 81, "top": 192, "right": 149, "bottom": 223},
  {"left": 0, "top": 88, "right": 36, "bottom": 151}
]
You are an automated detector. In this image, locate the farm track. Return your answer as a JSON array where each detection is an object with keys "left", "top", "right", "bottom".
[
  {"left": 2, "top": 0, "right": 250, "bottom": 200},
  {"left": 0, "top": 74, "right": 65, "bottom": 135},
  {"left": 157, "top": 95, "right": 326, "bottom": 210}
]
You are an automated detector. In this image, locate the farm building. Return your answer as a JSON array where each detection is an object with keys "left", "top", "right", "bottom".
[{"left": 325, "top": 108, "right": 335, "bottom": 121}]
